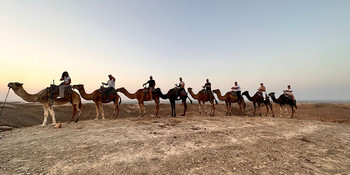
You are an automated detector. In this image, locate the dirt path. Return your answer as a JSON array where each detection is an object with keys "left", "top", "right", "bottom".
[{"left": 1, "top": 115, "right": 349, "bottom": 174}]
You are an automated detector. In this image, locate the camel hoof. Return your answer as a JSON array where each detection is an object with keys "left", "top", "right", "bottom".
[
  {"left": 94, "top": 118, "right": 99, "bottom": 121},
  {"left": 102, "top": 118, "right": 106, "bottom": 120},
  {"left": 41, "top": 124, "right": 46, "bottom": 127},
  {"left": 51, "top": 123, "right": 57, "bottom": 126},
  {"left": 75, "top": 120, "right": 79, "bottom": 123}
]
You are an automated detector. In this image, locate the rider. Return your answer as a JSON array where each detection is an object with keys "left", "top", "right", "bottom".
[
  {"left": 283, "top": 85, "right": 295, "bottom": 101},
  {"left": 102, "top": 74, "right": 115, "bottom": 101},
  {"left": 176, "top": 77, "right": 185, "bottom": 96},
  {"left": 59, "top": 71, "right": 71, "bottom": 98},
  {"left": 143, "top": 76, "right": 156, "bottom": 100},
  {"left": 258, "top": 83, "right": 267, "bottom": 100},
  {"left": 231, "top": 81, "right": 242, "bottom": 102},
  {"left": 202, "top": 79, "right": 213, "bottom": 100}
]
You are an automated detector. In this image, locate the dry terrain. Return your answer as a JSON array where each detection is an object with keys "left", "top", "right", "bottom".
[{"left": 1, "top": 102, "right": 350, "bottom": 174}]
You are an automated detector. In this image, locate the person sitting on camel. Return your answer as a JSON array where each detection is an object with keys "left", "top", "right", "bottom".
[
  {"left": 175, "top": 77, "right": 185, "bottom": 96},
  {"left": 102, "top": 74, "right": 115, "bottom": 101},
  {"left": 203, "top": 79, "right": 213, "bottom": 100},
  {"left": 231, "top": 81, "right": 242, "bottom": 102},
  {"left": 59, "top": 71, "right": 71, "bottom": 98},
  {"left": 143, "top": 76, "right": 156, "bottom": 100},
  {"left": 283, "top": 85, "right": 296, "bottom": 101},
  {"left": 258, "top": 83, "right": 267, "bottom": 100}
]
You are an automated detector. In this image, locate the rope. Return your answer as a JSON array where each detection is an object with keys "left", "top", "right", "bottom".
[{"left": 0, "top": 87, "right": 11, "bottom": 118}]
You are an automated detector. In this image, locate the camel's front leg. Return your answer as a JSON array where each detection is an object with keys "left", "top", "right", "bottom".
[
  {"left": 285, "top": 106, "right": 289, "bottom": 118},
  {"left": 142, "top": 101, "right": 146, "bottom": 114},
  {"left": 203, "top": 101, "right": 207, "bottom": 116},
  {"left": 181, "top": 100, "right": 187, "bottom": 116},
  {"left": 95, "top": 103, "right": 100, "bottom": 120},
  {"left": 211, "top": 101, "right": 215, "bottom": 116},
  {"left": 265, "top": 103, "right": 269, "bottom": 117},
  {"left": 198, "top": 101, "right": 202, "bottom": 115},
  {"left": 41, "top": 104, "right": 49, "bottom": 127},
  {"left": 291, "top": 107, "right": 295, "bottom": 118},
  {"left": 48, "top": 106, "right": 57, "bottom": 125},
  {"left": 253, "top": 102, "right": 256, "bottom": 116},
  {"left": 99, "top": 102, "right": 105, "bottom": 120}
]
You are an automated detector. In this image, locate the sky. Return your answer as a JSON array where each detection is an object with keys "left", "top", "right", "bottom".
[{"left": 0, "top": 0, "right": 350, "bottom": 102}]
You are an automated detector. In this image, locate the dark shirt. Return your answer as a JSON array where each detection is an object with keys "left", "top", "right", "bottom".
[
  {"left": 147, "top": 80, "right": 155, "bottom": 88},
  {"left": 204, "top": 82, "right": 211, "bottom": 91}
]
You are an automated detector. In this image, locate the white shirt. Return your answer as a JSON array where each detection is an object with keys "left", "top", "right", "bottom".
[
  {"left": 107, "top": 79, "right": 115, "bottom": 88},
  {"left": 232, "top": 85, "right": 241, "bottom": 92},
  {"left": 64, "top": 77, "right": 71, "bottom": 84},
  {"left": 179, "top": 81, "right": 185, "bottom": 88},
  {"left": 284, "top": 89, "right": 293, "bottom": 95}
]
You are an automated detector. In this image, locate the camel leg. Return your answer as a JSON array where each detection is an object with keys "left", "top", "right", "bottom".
[
  {"left": 203, "top": 101, "right": 207, "bottom": 116},
  {"left": 229, "top": 103, "right": 232, "bottom": 116},
  {"left": 291, "top": 107, "right": 295, "bottom": 118},
  {"left": 94, "top": 103, "right": 100, "bottom": 120},
  {"left": 225, "top": 101, "right": 228, "bottom": 116},
  {"left": 270, "top": 103, "right": 275, "bottom": 117},
  {"left": 253, "top": 102, "right": 256, "bottom": 116},
  {"left": 181, "top": 99, "right": 187, "bottom": 116},
  {"left": 142, "top": 101, "right": 146, "bottom": 114},
  {"left": 237, "top": 103, "right": 241, "bottom": 116},
  {"left": 154, "top": 99, "right": 159, "bottom": 117},
  {"left": 279, "top": 105, "right": 283, "bottom": 117},
  {"left": 211, "top": 101, "right": 215, "bottom": 116},
  {"left": 48, "top": 106, "right": 57, "bottom": 125},
  {"left": 99, "top": 102, "right": 105, "bottom": 120},
  {"left": 258, "top": 103, "right": 261, "bottom": 117},
  {"left": 171, "top": 100, "right": 175, "bottom": 117},
  {"left": 138, "top": 101, "right": 142, "bottom": 114},
  {"left": 265, "top": 103, "right": 269, "bottom": 117},
  {"left": 198, "top": 101, "right": 202, "bottom": 115},
  {"left": 41, "top": 104, "right": 49, "bottom": 127},
  {"left": 113, "top": 99, "right": 120, "bottom": 119},
  {"left": 74, "top": 103, "right": 82, "bottom": 123},
  {"left": 285, "top": 106, "right": 289, "bottom": 118}
]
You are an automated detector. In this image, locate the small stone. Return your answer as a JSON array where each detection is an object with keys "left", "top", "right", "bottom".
[{"left": 54, "top": 123, "right": 61, "bottom": 128}]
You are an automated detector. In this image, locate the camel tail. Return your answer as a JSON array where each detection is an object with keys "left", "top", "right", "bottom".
[{"left": 119, "top": 97, "right": 122, "bottom": 105}]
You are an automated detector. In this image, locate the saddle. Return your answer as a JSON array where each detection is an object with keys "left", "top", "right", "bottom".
[
  {"left": 47, "top": 85, "right": 72, "bottom": 95},
  {"left": 283, "top": 93, "right": 293, "bottom": 100},
  {"left": 99, "top": 86, "right": 116, "bottom": 95},
  {"left": 231, "top": 91, "right": 238, "bottom": 97}
]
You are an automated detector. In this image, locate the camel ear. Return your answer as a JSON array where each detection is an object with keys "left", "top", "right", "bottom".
[{"left": 15, "top": 83, "right": 23, "bottom": 86}]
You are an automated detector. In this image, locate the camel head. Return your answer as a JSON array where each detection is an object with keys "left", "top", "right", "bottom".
[
  {"left": 187, "top": 87, "right": 192, "bottom": 91},
  {"left": 115, "top": 87, "right": 125, "bottom": 92},
  {"left": 72, "top": 84, "right": 84, "bottom": 90},
  {"left": 242, "top": 91, "right": 249, "bottom": 96},
  {"left": 268, "top": 92, "right": 275, "bottom": 97},
  {"left": 8, "top": 82, "right": 23, "bottom": 90},
  {"left": 212, "top": 89, "right": 220, "bottom": 94}
]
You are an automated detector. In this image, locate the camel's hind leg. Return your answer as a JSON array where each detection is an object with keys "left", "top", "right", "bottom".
[
  {"left": 285, "top": 106, "right": 289, "bottom": 118},
  {"left": 270, "top": 103, "right": 275, "bottom": 117},
  {"left": 279, "top": 105, "right": 283, "bottom": 117},
  {"left": 211, "top": 100, "right": 215, "bottom": 116},
  {"left": 74, "top": 102, "right": 82, "bottom": 122},
  {"left": 48, "top": 106, "right": 57, "bottom": 125},
  {"left": 41, "top": 104, "right": 49, "bottom": 127},
  {"left": 113, "top": 99, "right": 120, "bottom": 119}
]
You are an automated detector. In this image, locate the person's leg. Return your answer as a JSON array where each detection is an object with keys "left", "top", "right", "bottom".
[{"left": 59, "top": 85, "right": 65, "bottom": 98}]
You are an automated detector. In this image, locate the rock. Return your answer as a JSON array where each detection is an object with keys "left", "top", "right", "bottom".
[{"left": 54, "top": 123, "right": 61, "bottom": 129}]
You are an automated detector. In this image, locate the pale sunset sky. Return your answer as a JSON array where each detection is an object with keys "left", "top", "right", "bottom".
[{"left": 1, "top": 0, "right": 349, "bottom": 102}]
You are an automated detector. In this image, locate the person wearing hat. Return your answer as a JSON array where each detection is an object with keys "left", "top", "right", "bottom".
[
  {"left": 143, "top": 76, "right": 156, "bottom": 100},
  {"left": 258, "top": 83, "right": 267, "bottom": 100},
  {"left": 102, "top": 74, "right": 116, "bottom": 101},
  {"left": 59, "top": 71, "right": 71, "bottom": 98},
  {"left": 283, "top": 85, "right": 295, "bottom": 101},
  {"left": 231, "top": 81, "right": 242, "bottom": 102}
]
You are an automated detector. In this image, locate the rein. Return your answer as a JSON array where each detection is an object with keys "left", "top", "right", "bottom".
[{"left": 0, "top": 87, "right": 11, "bottom": 119}]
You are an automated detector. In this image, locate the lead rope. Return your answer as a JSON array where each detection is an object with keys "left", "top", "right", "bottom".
[{"left": 0, "top": 87, "right": 11, "bottom": 119}]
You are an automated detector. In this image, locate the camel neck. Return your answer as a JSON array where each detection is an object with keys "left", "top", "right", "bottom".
[
  {"left": 13, "top": 87, "right": 41, "bottom": 102},
  {"left": 188, "top": 89, "right": 199, "bottom": 99},
  {"left": 78, "top": 87, "right": 95, "bottom": 100}
]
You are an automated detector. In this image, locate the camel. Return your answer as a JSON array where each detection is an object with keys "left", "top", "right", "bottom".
[
  {"left": 8, "top": 82, "right": 82, "bottom": 126},
  {"left": 268, "top": 92, "right": 297, "bottom": 118},
  {"left": 188, "top": 88, "right": 217, "bottom": 116},
  {"left": 242, "top": 91, "right": 274, "bottom": 117},
  {"left": 156, "top": 88, "right": 192, "bottom": 117},
  {"left": 116, "top": 87, "right": 160, "bottom": 116},
  {"left": 212, "top": 89, "right": 246, "bottom": 116},
  {"left": 72, "top": 84, "right": 121, "bottom": 120}
]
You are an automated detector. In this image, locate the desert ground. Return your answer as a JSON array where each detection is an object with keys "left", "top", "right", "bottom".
[{"left": 1, "top": 102, "right": 350, "bottom": 174}]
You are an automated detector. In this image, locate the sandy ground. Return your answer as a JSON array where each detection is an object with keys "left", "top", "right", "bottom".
[{"left": 0, "top": 102, "right": 350, "bottom": 174}]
